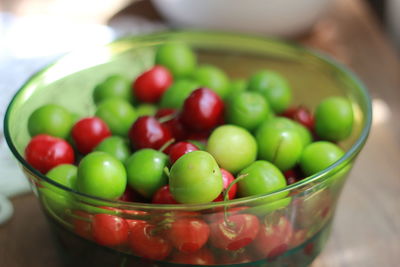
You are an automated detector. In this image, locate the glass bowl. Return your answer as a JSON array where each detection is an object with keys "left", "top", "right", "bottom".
[{"left": 4, "top": 31, "right": 372, "bottom": 267}]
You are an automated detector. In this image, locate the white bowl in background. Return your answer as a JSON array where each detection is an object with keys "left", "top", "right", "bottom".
[{"left": 151, "top": 0, "right": 334, "bottom": 38}]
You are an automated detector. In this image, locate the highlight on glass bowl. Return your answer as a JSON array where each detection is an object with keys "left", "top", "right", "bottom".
[{"left": 4, "top": 31, "right": 371, "bottom": 266}]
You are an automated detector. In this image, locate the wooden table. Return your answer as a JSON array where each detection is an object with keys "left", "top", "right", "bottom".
[{"left": 1, "top": 0, "right": 399, "bottom": 266}]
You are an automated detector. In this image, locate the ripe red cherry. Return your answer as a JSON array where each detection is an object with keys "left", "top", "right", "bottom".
[
  {"left": 91, "top": 214, "right": 129, "bottom": 246},
  {"left": 152, "top": 185, "right": 178, "bottom": 204},
  {"left": 181, "top": 88, "right": 224, "bottom": 132},
  {"left": 128, "top": 116, "right": 172, "bottom": 150},
  {"left": 284, "top": 169, "right": 300, "bottom": 185},
  {"left": 155, "top": 108, "right": 177, "bottom": 119},
  {"left": 25, "top": 134, "right": 75, "bottom": 173},
  {"left": 119, "top": 186, "right": 140, "bottom": 202},
  {"left": 213, "top": 168, "right": 237, "bottom": 202},
  {"left": 71, "top": 117, "right": 111, "bottom": 154},
  {"left": 282, "top": 106, "right": 315, "bottom": 131},
  {"left": 252, "top": 216, "right": 293, "bottom": 259},
  {"left": 171, "top": 247, "right": 215, "bottom": 265},
  {"left": 72, "top": 210, "right": 93, "bottom": 240},
  {"left": 167, "top": 217, "right": 210, "bottom": 253},
  {"left": 130, "top": 221, "right": 172, "bottom": 260},
  {"left": 209, "top": 213, "right": 260, "bottom": 251},
  {"left": 133, "top": 65, "right": 173, "bottom": 103},
  {"left": 168, "top": 141, "right": 199, "bottom": 164},
  {"left": 162, "top": 117, "right": 187, "bottom": 141}
]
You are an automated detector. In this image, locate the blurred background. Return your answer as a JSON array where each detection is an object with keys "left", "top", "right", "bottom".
[{"left": 0, "top": 0, "right": 399, "bottom": 266}]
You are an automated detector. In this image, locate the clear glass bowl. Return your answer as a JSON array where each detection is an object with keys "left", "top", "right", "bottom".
[{"left": 4, "top": 31, "right": 372, "bottom": 267}]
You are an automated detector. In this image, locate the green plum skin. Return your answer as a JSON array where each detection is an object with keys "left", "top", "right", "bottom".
[
  {"left": 256, "top": 118, "right": 304, "bottom": 171},
  {"left": 191, "top": 65, "right": 229, "bottom": 99},
  {"left": 125, "top": 149, "right": 168, "bottom": 199},
  {"left": 93, "top": 75, "right": 132, "bottom": 104},
  {"left": 155, "top": 43, "right": 197, "bottom": 78},
  {"left": 135, "top": 104, "right": 157, "bottom": 117},
  {"left": 247, "top": 70, "right": 292, "bottom": 113},
  {"left": 77, "top": 152, "right": 127, "bottom": 199},
  {"left": 46, "top": 164, "right": 78, "bottom": 192},
  {"left": 95, "top": 98, "right": 137, "bottom": 136},
  {"left": 94, "top": 136, "right": 131, "bottom": 163},
  {"left": 206, "top": 125, "right": 257, "bottom": 174},
  {"left": 160, "top": 79, "right": 199, "bottom": 109},
  {"left": 300, "top": 141, "right": 345, "bottom": 176},
  {"left": 315, "top": 97, "right": 354, "bottom": 141},
  {"left": 226, "top": 91, "right": 271, "bottom": 131},
  {"left": 237, "top": 160, "right": 287, "bottom": 201},
  {"left": 28, "top": 104, "right": 73, "bottom": 139},
  {"left": 228, "top": 79, "right": 247, "bottom": 98},
  {"left": 169, "top": 151, "right": 223, "bottom": 204}
]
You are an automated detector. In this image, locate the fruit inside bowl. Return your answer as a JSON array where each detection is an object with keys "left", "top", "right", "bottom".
[{"left": 4, "top": 31, "right": 371, "bottom": 266}]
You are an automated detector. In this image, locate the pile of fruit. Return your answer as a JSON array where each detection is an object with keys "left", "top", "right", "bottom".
[{"left": 24, "top": 42, "right": 354, "bottom": 264}]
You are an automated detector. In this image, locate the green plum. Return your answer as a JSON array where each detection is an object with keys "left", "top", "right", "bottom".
[
  {"left": 77, "top": 152, "right": 126, "bottom": 199},
  {"left": 225, "top": 91, "right": 271, "bottom": 131},
  {"left": 207, "top": 125, "right": 257, "bottom": 174},
  {"left": 191, "top": 65, "right": 229, "bottom": 98},
  {"left": 315, "top": 97, "right": 354, "bottom": 141},
  {"left": 228, "top": 79, "right": 247, "bottom": 97},
  {"left": 28, "top": 104, "right": 73, "bottom": 139},
  {"left": 256, "top": 118, "right": 304, "bottom": 171},
  {"left": 247, "top": 70, "right": 292, "bottom": 113},
  {"left": 46, "top": 164, "right": 78, "bottom": 192},
  {"left": 155, "top": 43, "right": 196, "bottom": 78},
  {"left": 135, "top": 104, "right": 157, "bottom": 117},
  {"left": 237, "top": 160, "right": 287, "bottom": 201},
  {"left": 300, "top": 141, "right": 345, "bottom": 176},
  {"left": 94, "top": 136, "right": 131, "bottom": 163},
  {"left": 169, "top": 151, "right": 222, "bottom": 204},
  {"left": 125, "top": 149, "right": 168, "bottom": 198},
  {"left": 93, "top": 75, "right": 132, "bottom": 104},
  {"left": 95, "top": 98, "right": 137, "bottom": 136},
  {"left": 160, "top": 79, "right": 199, "bottom": 109}
]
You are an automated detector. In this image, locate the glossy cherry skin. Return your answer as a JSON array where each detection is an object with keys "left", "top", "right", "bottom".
[
  {"left": 282, "top": 106, "right": 315, "bottom": 131},
  {"left": 168, "top": 141, "right": 199, "bottom": 164},
  {"left": 155, "top": 109, "right": 188, "bottom": 141},
  {"left": 129, "top": 221, "right": 172, "bottom": 260},
  {"left": 213, "top": 168, "right": 237, "bottom": 202},
  {"left": 72, "top": 210, "right": 93, "bottom": 240},
  {"left": 71, "top": 117, "right": 111, "bottom": 154},
  {"left": 119, "top": 186, "right": 140, "bottom": 202},
  {"left": 155, "top": 108, "right": 177, "bottom": 119},
  {"left": 151, "top": 185, "right": 178, "bottom": 204},
  {"left": 171, "top": 247, "right": 215, "bottom": 265},
  {"left": 133, "top": 65, "right": 173, "bottom": 103},
  {"left": 91, "top": 214, "right": 129, "bottom": 247},
  {"left": 128, "top": 116, "right": 172, "bottom": 150},
  {"left": 25, "top": 134, "right": 75, "bottom": 173},
  {"left": 181, "top": 88, "right": 224, "bottom": 132},
  {"left": 252, "top": 216, "right": 293, "bottom": 259},
  {"left": 209, "top": 213, "right": 260, "bottom": 251},
  {"left": 167, "top": 217, "right": 210, "bottom": 253}
]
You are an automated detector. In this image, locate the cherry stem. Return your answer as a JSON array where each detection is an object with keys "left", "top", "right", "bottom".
[
  {"left": 223, "top": 173, "right": 248, "bottom": 228},
  {"left": 159, "top": 138, "right": 175, "bottom": 153},
  {"left": 158, "top": 113, "right": 176, "bottom": 124}
]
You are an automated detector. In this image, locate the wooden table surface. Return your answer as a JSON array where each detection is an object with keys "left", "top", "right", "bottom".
[{"left": 1, "top": 0, "right": 399, "bottom": 266}]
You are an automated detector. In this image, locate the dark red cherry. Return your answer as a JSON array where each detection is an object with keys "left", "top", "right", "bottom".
[
  {"left": 152, "top": 185, "right": 178, "bottom": 204},
  {"left": 168, "top": 141, "right": 199, "bottom": 164},
  {"left": 282, "top": 106, "right": 315, "bottom": 131},
  {"left": 180, "top": 88, "right": 224, "bottom": 132},
  {"left": 213, "top": 168, "right": 237, "bottom": 202},
  {"left": 133, "top": 65, "right": 173, "bottom": 103},
  {"left": 128, "top": 116, "right": 172, "bottom": 150}
]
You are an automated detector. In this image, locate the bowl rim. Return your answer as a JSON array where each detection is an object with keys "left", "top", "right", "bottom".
[{"left": 3, "top": 30, "right": 372, "bottom": 210}]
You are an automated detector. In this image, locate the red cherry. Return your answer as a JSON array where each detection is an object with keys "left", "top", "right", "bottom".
[
  {"left": 25, "top": 134, "right": 75, "bottom": 173},
  {"left": 282, "top": 106, "right": 315, "bottom": 131},
  {"left": 152, "top": 185, "right": 178, "bottom": 204},
  {"left": 205, "top": 206, "right": 249, "bottom": 223},
  {"left": 185, "top": 130, "right": 210, "bottom": 144},
  {"left": 171, "top": 247, "right": 215, "bottom": 265},
  {"left": 133, "top": 65, "right": 173, "bottom": 103},
  {"left": 71, "top": 117, "right": 111, "bottom": 154},
  {"left": 91, "top": 214, "right": 129, "bottom": 247},
  {"left": 128, "top": 116, "right": 172, "bottom": 150},
  {"left": 162, "top": 117, "right": 188, "bottom": 141},
  {"left": 72, "top": 210, "right": 93, "bottom": 240},
  {"left": 119, "top": 186, "right": 139, "bottom": 202},
  {"left": 130, "top": 222, "right": 172, "bottom": 260},
  {"left": 168, "top": 141, "right": 199, "bottom": 164},
  {"left": 284, "top": 169, "right": 300, "bottom": 185},
  {"left": 167, "top": 217, "right": 210, "bottom": 253},
  {"left": 252, "top": 216, "right": 293, "bottom": 259},
  {"left": 209, "top": 213, "right": 260, "bottom": 251},
  {"left": 213, "top": 168, "right": 237, "bottom": 202},
  {"left": 155, "top": 108, "right": 177, "bottom": 119},
  {"left": 126, "top": 219, "right": 146, "bottom": 233},
  {"left": 181, "top": 88, "right": 224, "bottom": 132}
]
